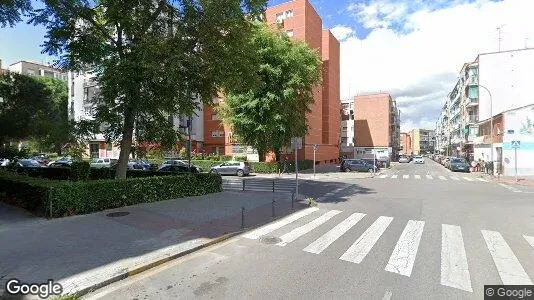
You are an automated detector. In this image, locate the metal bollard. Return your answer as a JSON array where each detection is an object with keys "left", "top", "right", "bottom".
[
  {"left": 272, "top": 198, "right": 275, "bottom": 218},
  {"left": 291, "top": 192, "right": 295, "bottom": 210},
  {"left": 272, "top": 179, "right": 275, "bottom": 193},
  {"left": 241, "top": 206, "right": 245, "bottom": 229},
  {"left": 242, "top": 180, "right": 245, "bottom": 192}
]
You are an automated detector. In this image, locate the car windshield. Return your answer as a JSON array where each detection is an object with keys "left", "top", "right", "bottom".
[
  {"left": 20, "top": 160, "right": 39, "bottom": 167},
  {"left": 451, "top": 158, "right": 467, "bottom": 163}
]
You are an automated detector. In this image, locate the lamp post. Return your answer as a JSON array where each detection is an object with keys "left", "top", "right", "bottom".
[{"left": 478, "top": 85, "right": 493, "bottom": 174}]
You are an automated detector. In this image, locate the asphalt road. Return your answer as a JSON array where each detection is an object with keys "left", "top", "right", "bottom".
[{"left": 85, "top": 158, "right": 534, "bottom": 300}]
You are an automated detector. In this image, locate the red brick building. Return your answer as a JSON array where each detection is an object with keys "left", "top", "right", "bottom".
[
  {"left": 203, "top": 0, "right": 340, "bottom": 163},
  {"left": 400, "top": 132, "right": 413, "bottom": 155},
  {"left": 353, "top": 93, "right": 400, "bottom": 160}
]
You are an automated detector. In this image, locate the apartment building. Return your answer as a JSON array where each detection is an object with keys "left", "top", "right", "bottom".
[
  {"left": 400, "top": 132, "right": 412, "bottom": 155},
  {"left": 410, "top": 129, "right": 436, "bottom": 155},
  {"left": 8, "top": 60, "right": 67, "bottom": 81},
  {"left": 353, "top": 93, "right": 400, "bottom": 161},
  {"left": 68, "top": 71, "right": 204, "bottom": 159},
  {"left": 436, "top": 48, "right": 534, "bottom": 175},
  {"left": 340, "top": 98, "right": 355, "bottom": 158},
  {"left": 204, "top": 0, "right": 341, "bottom": 163}
]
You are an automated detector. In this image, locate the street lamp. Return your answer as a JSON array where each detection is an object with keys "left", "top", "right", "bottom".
[{"left": 478, "top": 84, "right": 493, "bottom": 174}]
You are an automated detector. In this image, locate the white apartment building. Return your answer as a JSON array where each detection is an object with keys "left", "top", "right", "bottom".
[
  {"left": 68, "top": 71, "right": 204, "bottom": 159},
  {"left": 340, "top": 98, "right": 355, "bottom": 158},
  {"left": 8, "top": 61, "right": 67, "bottom": 81}
]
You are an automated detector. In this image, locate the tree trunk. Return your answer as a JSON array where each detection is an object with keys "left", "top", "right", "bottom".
[
  {"left": 274, "top": 148, "right": 281, "bottom": 162},
  {"left": 258, "top": 148, "right": 265, "bottom": 162},
  {"left": 115, "top": 108, "right": 135, "bottom": 179}
]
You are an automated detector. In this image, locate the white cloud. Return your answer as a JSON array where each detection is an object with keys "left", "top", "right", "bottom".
[
  {"left": 330, "top": 25, "right": 354, "bottom": 41},
  {"left": 339, "top": 0, "right": 534, "bottom": 131},
  {"left": 348, "top": 0, "right": 409, "bottom": 29}
]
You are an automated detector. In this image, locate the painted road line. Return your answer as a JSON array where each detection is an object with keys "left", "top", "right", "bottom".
[
  {"left": 439, "top": 176, "right": 447, "bottom": 180},
  {"left": 378, "top": 175, "right": 387, "bottom": 179},
  {"left": 277, "top": 210, "right": 342, "bottom": 246},
  {"left": 441, "top": 225, "right": 472, "bottom": 292},
  {"left": 243, "top": 207, "right": 320, "bottom": 239},
  {"left": 382, "top": 291, "right": 393, "bottom": 300},
  {"left": 481, "top": 230, "right": 533, "bottom": 285},
  {"left": 391, "top": 175, "right": 398, "bottom": 179},
  {"left": 303, "top": 213, "right": 366, "bottom": 254},
  {"left": 476, "top": 178, "right": 489, "bottom": 182},
  {"left": 524, "top": 235, "right": 534, "bottom": 249},
  {"left": 498, "top": 183, "right": 522, "bottom": 193},
  {"left": 450, "top": 176, "right": 460, "bottom": 181},
  {"left": 426, "top": 175, "right": 433, "bottom": 180},
  {"left": 414, "top": 175, "right": 421, "bottom": 179},
  {"left": 339, "top": 216, "right": 394, "bottom": 264},
  {"left": 385, "top": 220, "right": 425, "bottom": 277},
  {"left": 403, "top": 175, "right": 409, "bottom": 179},
  {"left": 462, "top": 177, "right": 474, "bottom": 182}
]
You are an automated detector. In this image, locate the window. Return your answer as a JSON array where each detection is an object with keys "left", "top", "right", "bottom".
[
  {"left": 26, "top": 69, "right": 35, "bottom": 76},
  {"left": 211, "top": 131, "right": 224, "bottom": 138},
  {"left": 107, "top": 142, "right": 112, "bottom": 151},
  {"left": 211, "top": 113, "right": 218, "bottom": 120},
  {"left": 286, "top": 30, "right": 294, "bottom": 37},
  {"left": 83, "top": 106, "right": 93, "bottom": 116},
  {"left": 276, "top": 10, "right": 294, "bottom": 23}
]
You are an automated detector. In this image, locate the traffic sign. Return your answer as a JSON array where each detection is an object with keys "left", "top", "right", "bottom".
[
  {"left": 511, "top": 140, "right": 520, "bottom": 148},
  {"left": 313, "top": 144, "right": 318, "bottom": 151},
  {"left": 291, "top": 137, "right": 302, "bottom": 150}
]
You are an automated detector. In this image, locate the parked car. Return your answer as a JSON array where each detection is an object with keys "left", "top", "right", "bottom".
[
  {"left": 17, "top": 159, "right": 42, "bottom": 168},
  {"left": 48, "top": 161, "right": 71, "bottom": 168},
  {"left": 399, "top": 156, "right": 410, "bottom": 163},
  {"left": 448, "top": 158, "right": 470, "bottom": 172},
  {"left": 210, "top": 161, "right": 251, "bottom": 176},
  {"left": 30, "top": 155, "right": 50, "bottom": 166},
  {"left": 0, "top": 158, "right": 10, "bottom": 167},
  {"left": 362, "top": 158, "right": 381, "bottom": 170},
  {"left": 340, "top": 159, "right": 376, "bottom": 172},
  {"left": 413, "top": 156, "right": 425, "bottom": 164},
  {"left": 48, "top": 156, "right": 72, "bottom": 166},
  {"left": 90, "top": 158, "right": 115, "bottom": 168},
  {"left": 157, "top": 165, "right": 199, "bottom": 173},
  {"left": 110, "top": 161, "right": 148, "bottom": 170}
]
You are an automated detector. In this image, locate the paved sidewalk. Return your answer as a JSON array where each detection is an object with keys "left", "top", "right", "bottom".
[
  {"left": 471, "top": 172, "right": 534, "bottom": 187},
  {"left": 0, "top": 191, "right": 307, "bottom": 299}
]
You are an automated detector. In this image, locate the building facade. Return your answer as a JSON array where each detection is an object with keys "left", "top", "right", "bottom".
[
  {"left": 353, "top": 93, "right": 400, "bottom": 161},
  {"left": 68, "top": 71, "right": 204, "bottom": 159},
  {"left": 400, "top": 132, "right": 412, "bottom": 155},
  {"left": 410, "top": 129, "right": 435, "bottom": 155},
  {"left": 8, "top": 60, "right": 67, "bottom": 81},
  {"left": 340, "top": 98, "right": 355, "bottom": 158},
  {"left": 204, "top": 0, "right": 341, "bottom": 163}
]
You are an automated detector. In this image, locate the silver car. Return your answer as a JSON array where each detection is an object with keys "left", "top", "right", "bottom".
[
  {"left": 413, "top": 156, "right": 425, "bottom": 164},
  {"left": 210, "top": 161, "right": 251, "bottom": 177}
]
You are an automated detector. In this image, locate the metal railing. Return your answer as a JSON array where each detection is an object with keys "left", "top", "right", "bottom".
[{"left": 222, "top": 178, "right": 295, "bottom": 193}]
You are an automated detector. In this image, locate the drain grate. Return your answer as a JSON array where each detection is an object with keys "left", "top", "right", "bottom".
[
  {"left": 106, "top": 211, "right": 130, "bottom": 217},
  {"left": 259, "top": 236, "right": 282, "bottom": 244}
]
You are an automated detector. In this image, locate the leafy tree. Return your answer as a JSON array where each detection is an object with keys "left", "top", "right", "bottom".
[
  {"left": 219, "top": 23, "right": 322, "bottom": 161},
  {"left": 30, "top": 0, "right": 266, "bottom": 178},
  {"left": 0, "top": 0, "right": 31, "bottom": 27}
]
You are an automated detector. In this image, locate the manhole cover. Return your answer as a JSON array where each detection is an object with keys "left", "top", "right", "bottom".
[
  {"left": 106, "top": 211, "right": 130, "bottom": 217},
  {"left": 259, "top": 236, "right": 282, "bottom": 244}
]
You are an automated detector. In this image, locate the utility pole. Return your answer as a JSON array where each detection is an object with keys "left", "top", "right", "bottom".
[
  {"left": 497, "top": 26, "right": 504, "bottom": 52},
  {"left": 187, "top": 117, "right": 192, "bottom": 168}
]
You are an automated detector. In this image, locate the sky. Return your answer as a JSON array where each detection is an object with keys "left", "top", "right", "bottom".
[{"left": 1, "top": 0, "right": 534, "bottom": 131}]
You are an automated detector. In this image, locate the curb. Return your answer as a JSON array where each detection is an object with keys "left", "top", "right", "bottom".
[{"left": 68, "top": 231, "right": 242, "bottom": 298}]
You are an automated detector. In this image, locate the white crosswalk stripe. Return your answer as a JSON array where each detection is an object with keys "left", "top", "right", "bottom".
[
  {"left": 391, "top": 175, "right": 398, "bottom": 179},
  {"left": 303, "top": 213, "right": 366, "bottom": 254},
  {"left": 463, "top": 177, "right": 474, "bottom": 182},
  {"left": 403, "top": 175, "right": 409, "bottom": 179},
  {"left": 426, "top": 175, "right": 433, "bottom": 180},
  {"left": 438, "top": 176, "right": 447, "bottom": 180},
  {"left": 525, "top": 235, "right": 534, "bottom": 249},
  {"left": 476, "top": 178, "right": 489, "bottom": 182},
  {"left": 378, "top": 174, "right": 387, "bottom": 179},
  {"left": 450, "top": 176, "right": 460, "bottom": 181},
  {"left": 385, "top": 220, "right": 425, "bottom": 277},
  {"left": 414, "top": 175, "right": 421, "bottom": 179},
  {"left": 441, "top": 225, "right": 472, "bottom": 292},
  {"left": 339, "top": 216, "right": 393, "bottom": 264},
  {"left": 243, "top": 207, "right": 319, "bottom": 239},
  {"left": 277, "top": 210, "right": 342, "bottom": 246},
  {"left": 481, "top": 230, "right": 533, "bottom": 285}
]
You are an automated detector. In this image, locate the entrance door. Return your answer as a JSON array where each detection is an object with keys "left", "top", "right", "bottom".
[
  {"left": 496, "top": 147, "right": 503, "bottom": 174},
  {"left": 89, "top": 143, "right": 99, "bottom": 158}
]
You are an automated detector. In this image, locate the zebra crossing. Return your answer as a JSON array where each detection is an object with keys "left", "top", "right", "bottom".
[
  {"left": 243, "top": 207, "right": 534, "bottom": 292},
  {"left": 376, "top": 174, "right": 488, "bottom": 182}
]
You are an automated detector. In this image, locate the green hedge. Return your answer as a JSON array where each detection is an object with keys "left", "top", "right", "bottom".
[
  {"left": 191, "top": 159, "right": 314, "bottom": 173},
  {"left": 0, "top": 171, "right": 222, "bottom": 218},
  {"left": 71, "top": 161, "right": 90, "bottom": 181}
]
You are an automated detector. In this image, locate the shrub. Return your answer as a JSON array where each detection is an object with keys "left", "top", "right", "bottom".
[
  {"left": 0, "top": 171, "right": 222, "bottom": 218},
  {"left": 234, "top": 156, "right": 248, "bottom": 161},
  {"left": 191, "top": 160, "right": 221, "bottom": 171},
  {"left": 71, "top": 161, "right": 90, "bottom": 181},
  {"left": 0, "top": 146, "right": 29, "bottom": 159},
  {"left": 89, "top": 168, "right": 114, "bottom": 180},
  {"left": 250, "top": 162, "right": 279, "bottom": 173}
]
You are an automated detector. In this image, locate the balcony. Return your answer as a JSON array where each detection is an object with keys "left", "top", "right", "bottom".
[
  {"left": 467, "top": 114, "right": 479, "bottom": 124},
  {"left": 466, "top": 75, "right": 478, "bottom": 86},
  {"left": 466, "top": 97, "right": 478, "bottom": 107}
]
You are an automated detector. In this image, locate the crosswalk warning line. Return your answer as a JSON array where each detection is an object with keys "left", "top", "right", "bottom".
[
  {"left": 277, "top": 210, "right": 342, "bottom": 246},
  {"left": 385, "top": 220, "right": 425, "bottom": 277},
  {"left": 524, "top": 235, "right": 534, "bottom": 249},
  {"left": 441, "top": 225, "right": 472, "bottom": 292},
  {"left": 481, "top": 230, "right": 533, "bottom": 285},
  {"left": 403, "top": 175, "right": 409, "bottom": 179},
  {"left": 414, "top": 175, "right": 421, "bottom": 179},
  {"left": 243, "top": 207, "right": 319, "bottom": 240},
  {"left": 378, "top": 175, "right": 387, "bottom": 179},
  {"left": 450, "top": 176, "right": 460, "bottom": 181},
  {"left": 339, "top": 216, "right": 394, "bottom": 264},
  {"left": 426, "top": 175, "right": 433, "bottom": 180},
  {"left": 463, "top": 177, "right": 474, "bottom": 182},
  {"left": 439, "top": 176, "right": 447, "bottom": 180},
  {"left": 303, "top": 213, "right": 366, "bottom": 254},
  {"left": 476, "top": 178, "right": 489, "bottom": 182},
  {"left": 391, "top": 175, "right": 398, "bottom": 179}
]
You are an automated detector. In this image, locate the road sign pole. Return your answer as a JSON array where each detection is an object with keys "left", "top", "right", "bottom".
[
  {"left": 295, "top": 146, "right": 298, "bottom": 201},
  {"left": 515, "top": 147, "right": 518, "bottom": 182},
  {"left": 313, "top": 149, "right": 316, "bottom": 178}
]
